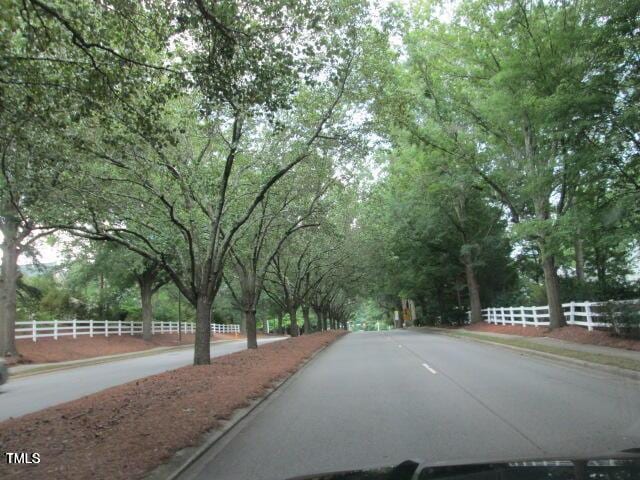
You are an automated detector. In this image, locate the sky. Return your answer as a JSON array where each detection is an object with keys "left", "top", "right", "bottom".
[{"left": 0, "top": 231, "right": 65, "bottom": 266}]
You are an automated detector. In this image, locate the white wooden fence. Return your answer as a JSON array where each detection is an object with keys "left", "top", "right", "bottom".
[
  {"left": 15, "top": 319, "right": 240, "bottom": 342},
  {"left": 479, "top": 301, "right": 615, "bottom": 331}
]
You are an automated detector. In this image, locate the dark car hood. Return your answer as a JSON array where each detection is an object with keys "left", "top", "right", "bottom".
[{"left": 287, "top": 449, "right": 640, "bottom": 480}]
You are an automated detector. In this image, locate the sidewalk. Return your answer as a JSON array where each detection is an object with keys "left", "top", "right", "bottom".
[
  {"left": 9, "top": 338, "right": 238, "bottom": 378},
  {"left": 459, "top": 328, "right": 640, "bottom": 362}
]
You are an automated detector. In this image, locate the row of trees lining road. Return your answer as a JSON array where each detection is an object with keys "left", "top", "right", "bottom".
[
  {"left": 2, "top": 0, "right": 639, "bottom": 360},
  {"left": 0, "top": 0, "right": 368, "bottom": 363},
  {"left": 351, "top": 0, "right": 639, "bottom": 328}
]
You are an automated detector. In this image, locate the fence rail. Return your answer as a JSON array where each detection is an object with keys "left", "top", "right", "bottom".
[
  {"left": 15, "top": 319, "right": 239, "bottom": 342},
  {"left": 478, "top": 300, "right": 633, "bottom": 331}
]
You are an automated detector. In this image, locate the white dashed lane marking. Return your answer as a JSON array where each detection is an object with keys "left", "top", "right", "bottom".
[{"left": 422, "top": 363, "right": 437, "bottom": 375}]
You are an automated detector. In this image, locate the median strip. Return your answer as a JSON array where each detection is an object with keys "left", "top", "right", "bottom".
[
  {"left": 443, "top": 331, "right": 640, "bottom": 374},
  {"left": 0, "top": 331, "right": 346, "bottom": 480}
]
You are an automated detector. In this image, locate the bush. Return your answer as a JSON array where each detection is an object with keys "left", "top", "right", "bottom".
[{"left": 601, "top": 300, "right": 640, "bottom": 339}]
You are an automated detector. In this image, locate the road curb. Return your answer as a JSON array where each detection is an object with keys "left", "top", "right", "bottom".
[
  {"left": 9, "top": 339, "right": 239, "bottom": 379},
  {"left": 146, "top": 333, "right": 348, "bottom": 480},
  {"left": 440, "top": 332, "right": 640, "bottom": 381}
]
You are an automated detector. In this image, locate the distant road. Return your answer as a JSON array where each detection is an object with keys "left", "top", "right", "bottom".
[
  {"left": 0, "top": 337, "right": 285, "bottom": 421},
  {"left": 180, "top": 329, "right": 640, "bottom": 480}
]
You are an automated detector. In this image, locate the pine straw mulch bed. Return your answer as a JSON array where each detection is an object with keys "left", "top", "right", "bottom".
[
  {"left": 7, "top": 332, "right": 244, "bottom": 366},
  {"left": 0, "top": 331, "right": 345, "bottom": 480},
  {"left": 465, "top": 322, "right": 640, "bottom": 350}
]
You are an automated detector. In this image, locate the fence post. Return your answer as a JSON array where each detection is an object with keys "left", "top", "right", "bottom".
[
  {"left": 54, "top": 319, "right": 58, "bottom": 340},
  {"left": 90, "top": 319, "right": 94, "bottom": 338},
  {"left": 585, "top": 302, "right": 593, "bottom": 331},
  {"left": 73, "top": 317, "right": 77, "bottom": 339},
  {"left": 32, "top": 316, "right": 37, "bottom": 342},
  {"left": 501, "top": 307, "right": 506, "bottom": 325},
  {"left": 161, "top": 322, "right": 164, "bottom": 334},
  {"left": 569, "top": 301, "right": 575, "bottom": 324},
  {"left": 533, "top": 309, "right": 538, "bottom": 328},
  {"left": 131, "top": 321, "right": 134, "bottom": 335},
  {"left": 105, "top": 320, "right": 109, "bottom": 337},
  {"left": 510, "top": 307, "right": 515, "bottom": 326},
  {"left": 118, "top": 321, "right": 122, "bottom": 336}
]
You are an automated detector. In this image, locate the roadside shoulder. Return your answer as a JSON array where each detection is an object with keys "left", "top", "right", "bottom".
[{"left": 413, "top": 327, "right": 640, "bottom": 381}]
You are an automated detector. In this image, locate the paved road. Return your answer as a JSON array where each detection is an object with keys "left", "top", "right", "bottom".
[
  {"left": 0, "top": 337, "right": 285, "bottom": 421},
  {"left": 181, "top": 329, "right": 640, "bottom": 480}
]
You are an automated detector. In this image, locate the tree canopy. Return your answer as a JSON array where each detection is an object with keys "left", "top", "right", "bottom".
[{"left": 2, "top": 0, "right": 638, "bottom": 360}]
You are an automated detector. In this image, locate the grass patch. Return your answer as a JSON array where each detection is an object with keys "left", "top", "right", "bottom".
[{"left": 444, "top": 331, "right": 640, "bottom": 372}]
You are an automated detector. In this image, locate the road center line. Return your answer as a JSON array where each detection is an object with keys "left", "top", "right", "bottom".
[{"left": 422, "top": 363, "right": 437, "bottom": 374}]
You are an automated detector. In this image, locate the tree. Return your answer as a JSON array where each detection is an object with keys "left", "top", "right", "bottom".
[
  {"left": 376, "top": 0, "right": 637, "bottom": 328},
  {"left": 0, "top": 0, "right": 173, "bottom": 356},
  {"left": 56, "top": 10, "right": 360, "bottom": 364},
  {"left": 223, "top": 160, "right": 333, "bottom": 348}
]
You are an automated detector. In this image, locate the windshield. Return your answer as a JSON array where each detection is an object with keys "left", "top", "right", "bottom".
[{"left": 1, "top": 1, "right": 639, "bottom": 480}]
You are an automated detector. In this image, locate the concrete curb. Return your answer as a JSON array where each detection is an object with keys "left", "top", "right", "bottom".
[
  {"left": 146, "top": 333, "right": 348, "bottom": 480},
  {"left": 438, "top": 331, "right": 640, "bottom": 382},
  {"left": 9, "top": 339, "right": 239, "bottom": 379}
]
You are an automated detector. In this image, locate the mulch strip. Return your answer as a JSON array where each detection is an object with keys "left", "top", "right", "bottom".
[
  {"left": 464, "top": 322, "right": 548, "bottom": 337},
  {"left": 465, "top": 323, "right": 640, "bottom": 351},
  {"left": 8, "top": 333, "right": 243, "bottom": 366},
  {"left": 0, "top": 331, "right": 345, "bottom": 480}
]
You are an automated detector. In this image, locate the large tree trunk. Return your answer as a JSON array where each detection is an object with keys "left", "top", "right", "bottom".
[
  {"left": 244, "top": 309, "right": 258, "bottom": 349},
  {"left": 302, "top": 304, "right": 310, "bottom": 334},
  {"left": 289, "top": 307, "right": 299, "bottom": 337},
  {"left": 289, "top": 306, "right": 299, "bottom": 337},
  {"left": 314, "top": 308, "right": 324, "bottom": 331},
  {"left": 139, "top": 279, "right": 154, "bottom": 341},
  {"left": 575, "top": 239, "right": 585, "bottom": 282},
  {"left": 194, "top": 296, "right": 213, "bottom": 365},
  {"left": 462, "top": 256, "right": 483, "bottom": 324},
  {"left": 0, "top": 213, "right": 20, "bottom": 358},
  {"left": 276, "top": 311, "right": 283, "bottom": 334},
  {"left": 541, "top": 254, "right": 565, "bottom": 329},
  {"left": 239, "top": 311, "right": 247, "bottom": 334},
  {"left": 532, "top": 189, "right": 565, "bottom": 330}
]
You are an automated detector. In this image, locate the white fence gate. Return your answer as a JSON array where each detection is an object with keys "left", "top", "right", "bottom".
[
  {"left": 15, "top": 319, "right": 240, "bottom": 342},
  {"left": 477, "top": 300, "right": 635, "bottom": 331}
]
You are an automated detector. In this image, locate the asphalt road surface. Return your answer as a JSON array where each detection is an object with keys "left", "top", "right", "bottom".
[
  {"left": 0, "top": 337, "right": 285, "bottom": 421},
  {"left": 181, "top": 329, "right": 640, "bottom": 480}
]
